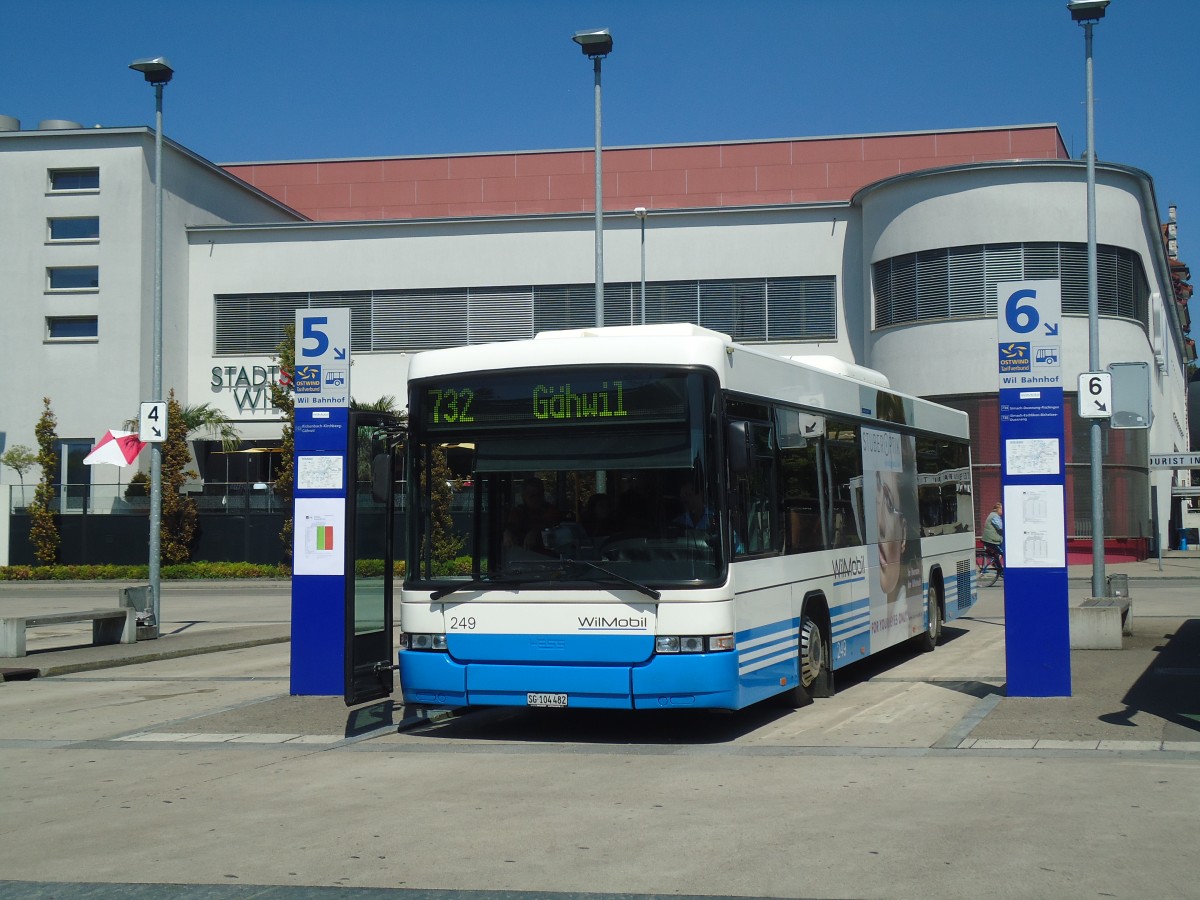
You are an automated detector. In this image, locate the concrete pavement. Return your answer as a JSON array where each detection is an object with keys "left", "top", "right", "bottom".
[
  {"left": 0, "top": 560, "right": 1198, "bottom": 898},
  {"left": 2, "top": 553, "right": 1199, "bottom": 745}
]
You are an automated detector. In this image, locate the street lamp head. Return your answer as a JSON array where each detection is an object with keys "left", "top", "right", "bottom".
[
  {"left": 130, "top": 57, "right": 175, "bottom": 84},
  {"left": 572, "top": 28, "right": 613, "bottom": 58},
  {"left": 633, "top": 207, "right": 647, "bottom": 219},
  {"left": 1067, "top": 0, "right": 1109, "bottom": 23}
]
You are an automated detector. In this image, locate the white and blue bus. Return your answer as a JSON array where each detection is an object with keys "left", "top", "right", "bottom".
[{"left": 359, "top": 324, "right": 976, "bottom": 711}]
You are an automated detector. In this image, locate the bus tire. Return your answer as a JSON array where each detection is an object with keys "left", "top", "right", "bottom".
[
  {"left": 799, "top": 611, "right": 834, "bottom": 699},
  {"left": 917, "top": 581, "right": 943, "bottom": 652},
  {"left": 778, "top": 610, "right": 830, "bottom": 708}
]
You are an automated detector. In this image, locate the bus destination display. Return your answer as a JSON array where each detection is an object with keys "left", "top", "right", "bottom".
[{"left": 421, "top": 370, "right": 690, "bottom": 430}]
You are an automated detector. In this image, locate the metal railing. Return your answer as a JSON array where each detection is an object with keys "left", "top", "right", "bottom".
[{"left": 8, "top": 483, "right": 283, "bottom": 515}]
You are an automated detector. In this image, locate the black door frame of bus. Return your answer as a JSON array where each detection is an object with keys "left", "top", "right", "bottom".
[{"left": 344, "top": 410, "right": 405, "bottom": 707}]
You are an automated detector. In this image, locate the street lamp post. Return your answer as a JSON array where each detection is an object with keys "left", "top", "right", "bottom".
[
  {"left": 1068, "top": 0, "right": 1109, "bottom": 598},
  {"left": 130, "top": 56, "right": 174, "bottom": 631},
  {"left": 572, "top": 28, "right": 613, "bottom": 327},
  {"left": 633, "top": 207, "right": 647, "bottom": 324}
]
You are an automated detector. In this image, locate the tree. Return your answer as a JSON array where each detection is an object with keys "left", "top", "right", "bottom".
[
  {"left": 159, "top": 391, "right": 199, "bottom": 563},
  {"left": 269, "top": 325, "right": 296, "bottom": 560},
  {"left": 427, "top": 445, "right": 463, "bottom": 564},
  {"left": 1, "top": 444, "right": 37, "bottom": 508},
  {"left": 28, "top": 398, "right": 59, "bottom": 564}
]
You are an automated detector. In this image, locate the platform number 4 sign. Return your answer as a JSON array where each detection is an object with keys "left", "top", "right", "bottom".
[{"left": 139, "top": 401, "right": 169, "bottom": 442}]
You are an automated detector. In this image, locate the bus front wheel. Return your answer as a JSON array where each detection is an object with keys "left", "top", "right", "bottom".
[
  {"left": 917, "top": 582, "right": 943, "bottom": 652},
  {"left": 779, "top": 610, "right": 833, "bottom": 708},
  {"left": 799, "top": 612, "right": 834, "bottom": 698}
]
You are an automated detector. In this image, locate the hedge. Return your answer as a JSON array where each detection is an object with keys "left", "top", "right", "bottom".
[{"left": 0, "top": 557, "right": 473, "bottom": 581}]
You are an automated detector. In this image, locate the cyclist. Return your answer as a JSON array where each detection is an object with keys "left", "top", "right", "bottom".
[{"left": 981, "top": 501, "right": 1004, "bottom": 576}]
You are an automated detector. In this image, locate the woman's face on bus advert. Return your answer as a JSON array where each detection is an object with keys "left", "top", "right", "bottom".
[{"left": 876, "top": 470, "right": 906, "bottom": 599}]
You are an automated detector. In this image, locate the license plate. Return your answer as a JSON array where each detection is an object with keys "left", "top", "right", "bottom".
[{"left": 527, "top": 692, "right": 568, "bottom": 708}]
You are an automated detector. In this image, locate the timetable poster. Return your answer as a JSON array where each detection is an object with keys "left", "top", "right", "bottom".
[{"left": 294, "top": 497, "right": 346, "bottom": 576}]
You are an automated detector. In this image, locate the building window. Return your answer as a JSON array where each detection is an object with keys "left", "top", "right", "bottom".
[
  {"left": 54, "top": 439, "right": 93, "bottom": 514},
  {"left": 46, "top": 316, "right": 98, "bottom": 340},
  {"left": 48, "top": 217, "right": 100, "bottom": 242},
  {"left": 214, "top": 276, "right": 838, "bottom": 355},
  {"left": 47, "top": 266, "right": 99, "bottom": 291},
  {"left": 48, "top": 168, "right": 99, "bottom": 192},
  {"left": 873, "top": 242, "right": 1150, "bottom": 330}
]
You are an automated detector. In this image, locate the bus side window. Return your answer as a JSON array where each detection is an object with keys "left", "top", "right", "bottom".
[
  {"left": 729, "top": 420, "right": 780, "bottom": 557},
  {"left": 779, "top": 434, "right": 822, "bottom": 554},
  {"left": 823, "top": 421, "right": 863, "bottom": 549},
  {"left": 916, "top": 436, "right": 973, "bottom": 536}
]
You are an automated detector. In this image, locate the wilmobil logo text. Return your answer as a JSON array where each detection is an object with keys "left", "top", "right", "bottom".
[{"left": 577, "top": 615, "right": 649, "bottom": 631}]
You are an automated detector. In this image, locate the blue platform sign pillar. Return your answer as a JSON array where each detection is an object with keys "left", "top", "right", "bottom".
[
  {"left": 996, "top": 280, "right": 1071, "bottom": 697},
  {"left": 290, "top": 308, "right": 352, "bottom": 696}
]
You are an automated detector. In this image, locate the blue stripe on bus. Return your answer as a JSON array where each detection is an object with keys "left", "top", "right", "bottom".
[
  {"left": 738, "top": 630, "right": 799, "bottom": 676},
  {"left": 833, "top": 575, "right": 866, "bottom": 587},
  {"left": 830, "top": 596, "right": 870, "bottom": 641}
]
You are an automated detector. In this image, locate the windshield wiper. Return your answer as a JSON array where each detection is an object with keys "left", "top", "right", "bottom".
[
  {"left": 558, "top": 558, "right": 661, "bottom": 600},
  {"left": 430, "top": 560, "right": 660, "bottom": 602}
]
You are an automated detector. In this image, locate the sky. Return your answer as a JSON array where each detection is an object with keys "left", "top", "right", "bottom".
[{"left": 5, "top": 1, "right": 1196, "bottom": 303}]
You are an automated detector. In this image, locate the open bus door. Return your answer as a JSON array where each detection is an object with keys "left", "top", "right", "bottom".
[{"left": 344, "top": 411, "right": 405, "bottom": 706}]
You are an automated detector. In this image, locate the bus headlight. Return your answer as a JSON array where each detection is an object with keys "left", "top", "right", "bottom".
[
  {"left": 655, "top": 634, "right": 734, "bottom": 653},
  {"left": 400, "top": 633, "right": 447, "bottom": 651}
]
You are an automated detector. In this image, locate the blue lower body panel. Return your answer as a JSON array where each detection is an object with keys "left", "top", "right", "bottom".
[
  {"left": 631, "top": 651, "right": 740, "bottom": 708},
  {"left": 400, "top": 651, "right": 467, "bottom": 707},
  {"left": 399, "top": 641, "right": 744, "bottom": 710}
]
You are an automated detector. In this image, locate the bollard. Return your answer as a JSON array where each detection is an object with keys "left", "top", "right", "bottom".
[{"left": 119, "top": 585, "right": 159, "bottom": 641}]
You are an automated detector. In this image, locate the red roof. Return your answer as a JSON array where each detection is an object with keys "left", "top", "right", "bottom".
[{"left": 222, "top": 125, "right": 1069, "bottom": 223}]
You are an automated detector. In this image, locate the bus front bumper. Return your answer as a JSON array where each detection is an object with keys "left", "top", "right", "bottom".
[{"left": 399, "top": 648, "right": 743, "bottom": 710}]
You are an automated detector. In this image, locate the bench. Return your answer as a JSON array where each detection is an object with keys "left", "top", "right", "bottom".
[
  {"left": 1069, "top": 596, "right": 1133, "bottom": 650},
  {"left": 0, "top": 608, "right": 136, "bottom": 658}
]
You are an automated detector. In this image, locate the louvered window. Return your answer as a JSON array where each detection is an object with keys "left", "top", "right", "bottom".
[
  {"left": 873, "top": 242, "right": 1150, "bottom": 330},
  {"left": 214, "top": 293, "right": 308, "bottom": 354},
  {"left": 701, "top": 279, "right": 766, "bottom": 341},
  {"left": 535, "top": 284, "right": 600, "bottom": 332},
  {"left": 213, "top": 275, "right": 838, "bottom": 354},
  {"left": 374, "top": 289, "right": 466, "bottom": 351},
  {"left": 767, "top": 277, "right": 836, "bottom": 340},
  {"left": 469, "top": 287, "right": 533, "bottom": 344}
]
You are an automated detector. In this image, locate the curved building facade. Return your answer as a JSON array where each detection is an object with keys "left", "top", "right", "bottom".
[{"left": 858, "top": 161, "right": 1188, "bottom": 557}]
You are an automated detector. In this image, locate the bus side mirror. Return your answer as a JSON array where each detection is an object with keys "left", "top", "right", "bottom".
[
  {"left": 371, "top": 453, "right": 400, "bottom": 503},
  {"left": 727, "top": 421, "right": 751, "bottom": 474}
]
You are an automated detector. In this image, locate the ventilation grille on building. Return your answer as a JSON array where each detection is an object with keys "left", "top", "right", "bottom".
[{"left": 214, "top": 275, "right": 838, "bottom": 355}]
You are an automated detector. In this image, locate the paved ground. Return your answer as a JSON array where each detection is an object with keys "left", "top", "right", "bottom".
[{"left": 0, "top": 555, "right": 1197, "bottom": 899}]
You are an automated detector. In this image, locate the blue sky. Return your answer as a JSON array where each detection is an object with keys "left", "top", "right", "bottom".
[{"left": 6, "top": 1, "right": 1196, "bottom": 289}]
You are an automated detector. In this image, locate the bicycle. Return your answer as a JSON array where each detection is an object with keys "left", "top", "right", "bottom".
[{"left": 976, "top": 541, "right": 1003, "bottom": 587}]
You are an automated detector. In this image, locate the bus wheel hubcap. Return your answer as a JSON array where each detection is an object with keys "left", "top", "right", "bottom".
[{"left": 800, "top": 619, "right": 823, "bottom": 687}]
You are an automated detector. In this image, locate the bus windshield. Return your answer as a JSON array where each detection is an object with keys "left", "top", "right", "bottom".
[{"left": 407, "top": 366, "right": 722, "bottom": 588}]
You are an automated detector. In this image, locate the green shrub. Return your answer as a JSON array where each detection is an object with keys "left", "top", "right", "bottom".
[
  {"left": 0, "top": 556, "right": 471, "bottom": 582},
  {"left": 0, "top": 561, "right": 290, "bottom": 581}
]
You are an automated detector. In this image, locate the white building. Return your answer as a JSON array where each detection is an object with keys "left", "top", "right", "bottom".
[{"left": 1, "top": 120, "right": 1192, "bottom": 564}]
